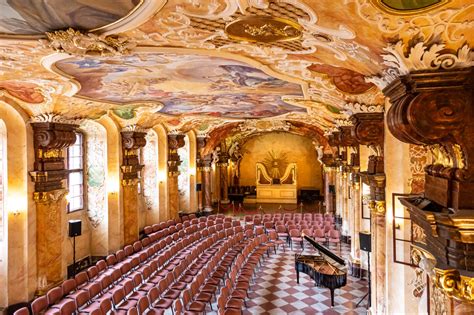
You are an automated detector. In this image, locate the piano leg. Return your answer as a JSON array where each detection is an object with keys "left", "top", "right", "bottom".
[
  {"left": 330, "top": 289, "right": 335, "bottom": 307},
  {"left": 296, "top": 268, "right": 300, "bottom": 284}
]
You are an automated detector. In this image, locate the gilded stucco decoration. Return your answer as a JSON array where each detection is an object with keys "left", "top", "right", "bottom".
[
  {"left": 369, "top": 39, "right": 473, "bottom": 89},
  {"left": 43, "top": 28, "right": 137, "bottom": 56},
  {"left": 409, "top": 145, "right": 431, "bottom": 194}
]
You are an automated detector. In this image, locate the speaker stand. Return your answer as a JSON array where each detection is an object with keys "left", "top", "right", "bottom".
[
  {"left": 72, "top": 235, "right": 77, "bottom": 278},
  {"left": 356, "top": 251, "right": 371, "bottom": 309}
]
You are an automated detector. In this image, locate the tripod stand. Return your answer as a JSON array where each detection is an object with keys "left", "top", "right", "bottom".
[{"left": 356, "top": 251, "right": 371, "bottom": 309}]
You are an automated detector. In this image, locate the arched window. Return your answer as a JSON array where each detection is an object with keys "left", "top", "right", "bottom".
[{"left": 67, "top": 132, "right": 85, "bottom": 212}]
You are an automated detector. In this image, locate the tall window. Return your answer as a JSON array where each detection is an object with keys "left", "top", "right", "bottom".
[{"left": 67, "top": 132, "right": 85, "bottom": 212}]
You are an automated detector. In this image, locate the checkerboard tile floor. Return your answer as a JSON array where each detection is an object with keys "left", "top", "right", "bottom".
[
  {"left": 238, "top": 241, "right": 369, "bottom": 315},
  {"left": 197, "top": 237, "right": 369, "bottom": 315}
]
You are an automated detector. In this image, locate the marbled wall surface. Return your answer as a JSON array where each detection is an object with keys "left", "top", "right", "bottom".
[
  {"left": 240, "top": 132, "right": 322, "bottom": 189},
  {"left": 168, "top": 175, "right": 179, "bottom": 219},
  {"left": 37, "top": 191, "right": 67, "bottom": 286},
  {"left": 123, "top": 184, "right": 139, "bottom": 246}
]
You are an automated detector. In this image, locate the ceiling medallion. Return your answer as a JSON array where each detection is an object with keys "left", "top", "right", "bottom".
[{"left": 225, "top": 16, "right": 302, "bottom": 43}]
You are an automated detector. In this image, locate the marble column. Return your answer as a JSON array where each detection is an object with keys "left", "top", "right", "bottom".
[
  {"left": 341, "top": 170, "right": 350, "bottom": 237},
  {"left": 350, "top": 178, "right": 362, "bottom": 261},
  {"left": 167, "top": 134, "right": 185, "bottom": 219},
  {"left": 34, "top": 190, "right": 68, "bottom": 287},
  {"left": 335, "top": 168, "right": 343, "bottom": 217},
  {"left": 219, "top": 161, "right": 229, "bottom": 204},
  {"left": 370, "top": 198, "right": 386, "bottom": 314},
  {"left": 30, "top": 122, "right": 77, "bottom": 291},
  {"left": 122, "top": 182, "right": 139, "bottom": 245},
  {"left": 201, "top": 155, "right": 213, "bottom": 212},
  {"left": 324, "top": 166, "right": 336, "bottom": 213},
  {"left": 167, "top": 175, "right": 179, "bottom": 219},
  {"left": 120, "top": 130, "right": 146, "bottom": 245}
]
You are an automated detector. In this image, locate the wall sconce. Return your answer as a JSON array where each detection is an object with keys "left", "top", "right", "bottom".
[
  {"left": 9, "top": 193, "right": 27, "bottom": 216},
  {"left": 158, "top": 171, "right": 166, "bottom": 184},
  {"left": 395, "top": 223, "right": 401, "bottom": 230},
  {"left": 189, "top": 167, "right": 196, "bottom": 177}
]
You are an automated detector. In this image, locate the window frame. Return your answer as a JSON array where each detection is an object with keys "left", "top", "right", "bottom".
[{"left": 66, "top": 131, "right": 86, "bottom": 213}]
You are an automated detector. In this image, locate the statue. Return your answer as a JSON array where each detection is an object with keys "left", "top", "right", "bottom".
[{"left": 212, "top": 146, "right": 221, "bottom": 165}]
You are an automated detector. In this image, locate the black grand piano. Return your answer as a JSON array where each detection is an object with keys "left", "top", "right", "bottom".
[{"left": 295, "top": 235, "right": 347, "bottom": 306}]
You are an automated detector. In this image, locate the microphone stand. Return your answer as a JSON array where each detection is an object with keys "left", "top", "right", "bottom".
[{"left": 356, "top": 250, "right": 371, "bottom": 309}]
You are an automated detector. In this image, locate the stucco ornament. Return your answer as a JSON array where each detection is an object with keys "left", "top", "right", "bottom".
[{"left": 42, "top": 28, "right": 137, "bottom": 56}]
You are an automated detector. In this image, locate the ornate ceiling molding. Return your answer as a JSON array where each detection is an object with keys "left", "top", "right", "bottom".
[
  {"left": 30, "top": 113, "right": 84, "bottom": 125},
  {"left": 343, "top": 102, "right": 384, "bottom": 116},
  {"left": 368, "top": 39, "right": 473, "bottom": 89},
  {"left": 42, "top": 28, "right": 137, "bottom": 56}
]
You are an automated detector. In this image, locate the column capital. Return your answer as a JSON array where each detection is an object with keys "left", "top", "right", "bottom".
[
  {"left": 121, "top": 131, "right": 146, "bottom": 180},
  {"left": 30, "top": 121, "right": 78, "bottom": 192}
]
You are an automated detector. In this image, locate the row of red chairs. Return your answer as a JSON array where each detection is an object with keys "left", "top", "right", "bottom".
[{"left": 19, "top": 215, "right": 245, "bottom": 315}]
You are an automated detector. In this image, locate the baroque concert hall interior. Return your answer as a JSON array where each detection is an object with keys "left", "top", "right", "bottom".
[{"left": 0, "top": 0, "right": 473, "bottom": 314}]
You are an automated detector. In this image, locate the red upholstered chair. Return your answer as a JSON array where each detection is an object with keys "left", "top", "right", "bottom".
[
  {"left": 289, "top": 229, "right": 303, "bottom": 250},
  {"left": 313, "top": 228, "right": 327, "bottom": 245},
  {"left": 328, "top": 229, "right": 342, "bottom": 252},
  {"left": 31, "top": 296, "right": 48, "bottom": 315},
  {"left": 13, "top": 308, "right": 30, "bottom": 315},
  {"left": 126, "top": 307, "right": 138, "bottom": 315},
  {"left": 268, "top": 230, "right": 286, "bottom": 252},
  {"left": 264, "top": 221, "right": 274, "bottom": 234},
  {"left": 59, "top": 299, "right": 76, "bottom": 315},
  {"left": 275, "top": 225, "right": 288, "bottom": 242}
]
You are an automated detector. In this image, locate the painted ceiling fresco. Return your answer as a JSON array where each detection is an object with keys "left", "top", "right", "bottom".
[
  {"left": 54, "top": 53, "right": 305, "bottom": 119},
  {"left": 0, "top": 0, "right": 472, "bottom": 139},
  {"left": 0, "top": 0, "right": 140, "bottom": 35}
]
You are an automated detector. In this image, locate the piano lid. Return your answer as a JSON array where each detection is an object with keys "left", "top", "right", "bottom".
[{"left": 303, "top": 235, "right": 346, "bottom": 266}]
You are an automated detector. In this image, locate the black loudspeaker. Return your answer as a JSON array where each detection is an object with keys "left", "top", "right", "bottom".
[
  {"left": 69, "top": 220, "right": 82, "bottom": 237},
  {"left": 329, "top": 185, "right": 336, "bottom": 194},
  {"left": 196, "top": 183, "right": 202, "bottom": 192},
  {"left": 359, "top": 232, "right": 371, "bottom": 252}
]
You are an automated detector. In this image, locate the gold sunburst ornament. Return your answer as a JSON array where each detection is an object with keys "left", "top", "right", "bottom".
[{"left": 225, "top": 16, "right": 302, "bottom": 43}]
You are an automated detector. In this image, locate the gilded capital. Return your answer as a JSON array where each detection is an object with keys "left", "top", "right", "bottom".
[
  {"left": 122, "top": 178, "right": 139, "bottom": 187},
  {"left": 33, "top": 189, "right": 68, "bottom": 204},
  {"left": 369, "top": 200, "right": 386, "bottom": 216}
]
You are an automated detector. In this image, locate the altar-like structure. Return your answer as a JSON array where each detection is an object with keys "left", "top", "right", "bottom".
[{"left": 256, "top": 162, "right": 297, "bottom": 203}]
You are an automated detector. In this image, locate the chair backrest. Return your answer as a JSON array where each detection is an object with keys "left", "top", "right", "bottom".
[
  {"left": 74, "top": 271, "right": 89, "bottom": 287},
  {"left": 329, "top": 229, "right": 340, "bottom": 238},
  {"left": 127, "top": 307, "right": 138, "bottom": 315},
  {"left": 106, "top": 254, "right": 118, "bottom": 266},
  {"left": 123, "top": 279, "right": 134, "bottom": 296},
  {"left": 96, "top": 260, "right": 107, "bottom": 272},
  {"left": 137, "top": 296, "right": 149, "bottom": 314},
  {"left": 112, "top": 287, "right": 126, "bottom": 306},
  {"left": 314, "top": 229, "right": 325, "bottom": 237},
  {"left": 87, "top": 266, "right": 99, "bottom": 280},
  {"left": 88, "top": 282, "right": 102, "bottom": 299},
  {"left": 61, "top": 279, "right": 76, "bottom": 295},
  {"left": 289, "top": 229, "right": 300, "bottom": 237},
  {"left": 99, "top": 298, "right": 112, "bottom": 314},
  {"left": 46, "top": 286, "right": 63, "bottom": 305},
  {"left": 31, "top": 296, "right": 48, "bottom": 315},
  {"left": 13, "top": 307, "right": 29, "bottom": 315},
  {"left": 148, "top": 287, "right": 160, "bottom": 304},
  {"left": 75, "top": 290, "right": 90, "bottom": 309},
  {"left": 173, "top": 299, "right": 183, "bottom": 315},
  {"left": 302, "top": 228, "right": 312, "bottom": 237},
  {"left": 60, "top": 299, "right": 76, "bottom": 315}
]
